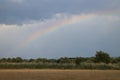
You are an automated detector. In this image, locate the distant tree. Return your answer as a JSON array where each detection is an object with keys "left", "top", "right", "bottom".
[
  {"left": 111, "top": 57, "right": 118, "bottom": 63},
  {"left": 29, "top": 58, "right": 35, "bottom": 62},
  {"left": 85, "top": 57, "right": 95, "bottom": 63},
  {"left": 94, "top": 51, "right": 110, "bottom": 64},
  {"left": 111, "top": 57, "right": 120, "bottom": 63},
  {"left": 48, "top": 59, "right": 57, "bottom": 63},
  {"left": 15, "top": 57, "right": 23, "bottom": 62},
  {"left": 7, "top": 58, "right": 12, "bottom": 62},
  {"left": 116, "top": 57, "right": 120, "bottom": 63},
  {"left": 59, "top": 57, "right": 69, "bottom": 63},
  {"left": 11, "top": 58, "right": 17, "bottom": 62},
  {"left": 75, "top": 57, "right": 83, "bottom": 66},
  {"left": 0, "top": 58, "right": 7, "bottom": 62}
]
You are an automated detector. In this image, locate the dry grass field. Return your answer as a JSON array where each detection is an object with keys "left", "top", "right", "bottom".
[{"left": 0, "top": 69, "right": 120, "bottom": 80}]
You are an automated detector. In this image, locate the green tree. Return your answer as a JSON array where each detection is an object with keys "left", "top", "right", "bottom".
[
  {"left": 94, "top": 51, "right": 110, "bottom": 64},
  {"left": 111, "top": 57, "right": 120, "bottom": 63},
  {"left": 15, "top": 57, "right": 23, "bottom": 62},
  {"left": 75, "top": 57, "right": 83, "bottom": 66},
  {"left": 0, "top": 58, "right": 7, "bottom": 62}
]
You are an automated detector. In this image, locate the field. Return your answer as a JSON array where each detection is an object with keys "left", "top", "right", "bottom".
[{"left": 0, "top": 69, "right": 120, "bottom": 80}]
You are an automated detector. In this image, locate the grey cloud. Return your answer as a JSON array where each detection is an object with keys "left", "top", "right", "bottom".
[
  {"left": 0, "top": 0, "right": 120, "bottom": 24},
  {"left": 0, "top": 14, "right": 120, "bottom": 58},
  {"left": 0, "top": 0, "right": 120, "bottom": 58}
]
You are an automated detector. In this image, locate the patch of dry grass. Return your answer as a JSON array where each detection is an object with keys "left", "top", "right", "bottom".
[{"left": 0, "top": 69, "right": 120, "bottom": 80}]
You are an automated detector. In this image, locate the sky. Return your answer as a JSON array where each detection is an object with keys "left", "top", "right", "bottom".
[{"left": 0, "top": 0, "right": 120, "bottom": 58}]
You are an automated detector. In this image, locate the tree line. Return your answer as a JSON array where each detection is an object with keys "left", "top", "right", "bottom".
[
  {"left": 0, "top": 50, "right": 120, "bottom": 70},
  {"left": 0, "top": 51, "right": 120, "bottom": 64}
]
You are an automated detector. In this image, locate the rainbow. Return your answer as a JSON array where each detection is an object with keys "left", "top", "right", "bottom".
[{"left": 12, "top": 13, "right": 95, "bottom": 52}]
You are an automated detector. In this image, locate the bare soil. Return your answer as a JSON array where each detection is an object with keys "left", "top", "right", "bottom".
[{"left": 0, "top": 69, "right": 120, "bottom": 80}]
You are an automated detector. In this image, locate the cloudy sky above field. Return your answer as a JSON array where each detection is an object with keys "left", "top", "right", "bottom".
[{"left": 0, "top": 0, "right": 120, "bottom": 58}]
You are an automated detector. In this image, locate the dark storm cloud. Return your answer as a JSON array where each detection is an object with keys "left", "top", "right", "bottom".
[{"left": 0, "top": 0, "right": 120, "bottom": 24}]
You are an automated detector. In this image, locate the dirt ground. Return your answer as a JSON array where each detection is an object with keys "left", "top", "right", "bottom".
[{"left": 0, "top": 69, "right": 120, "bottom": 80}]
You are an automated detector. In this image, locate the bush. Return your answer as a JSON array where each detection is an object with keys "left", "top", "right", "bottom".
[{"left": 94, "top": 51, "right": 111, "bottom": 64}]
